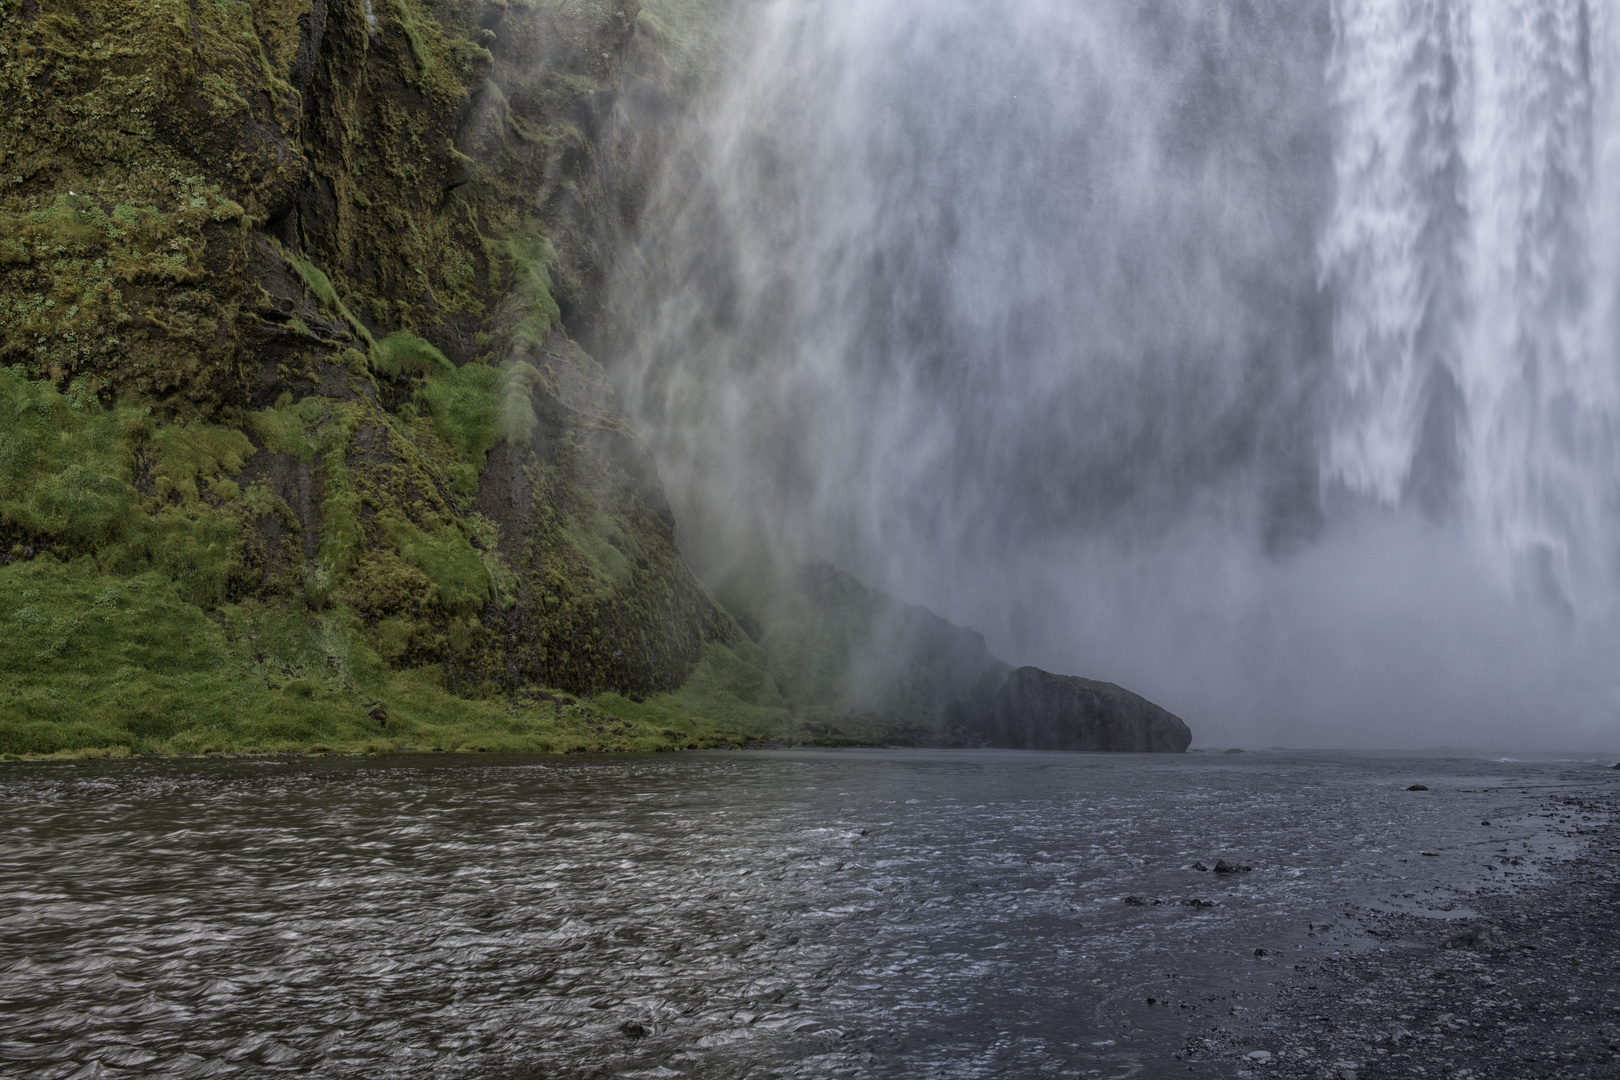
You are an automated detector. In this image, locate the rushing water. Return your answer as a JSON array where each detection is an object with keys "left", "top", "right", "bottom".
[
  {"left": 1, "top": 750, "right": 1612, "bottom": 1078},
  {"left": 611, "top": 0, "right": 1620, "bottom": 748},
  {"left": 1323, "top": 0, "right": 1620, "bottom": 612}
]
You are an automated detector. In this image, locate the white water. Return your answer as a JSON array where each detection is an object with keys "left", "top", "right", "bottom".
[
  {"left": 1324, "top": 0, "right": 1620, "bottom": 617},
  {"left": 613, "top": 0, "right": 1620, "bottom": 748}
]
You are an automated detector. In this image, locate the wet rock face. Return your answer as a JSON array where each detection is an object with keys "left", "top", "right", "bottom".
[{"left": 960, "top": 665, "right": 1192, "bottom": 753}]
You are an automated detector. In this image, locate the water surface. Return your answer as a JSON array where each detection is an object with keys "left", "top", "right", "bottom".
[{"left": 0, "top": 749, "right": 1611, "bottom": 1078}]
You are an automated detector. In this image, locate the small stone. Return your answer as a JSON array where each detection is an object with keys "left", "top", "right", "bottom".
[
  {"left": 1254, "top": 948, "right": 1268, "bottom": 957},
  {"left": 619, "top": 1020, "right": 647, "bottom": 1038},
  {"left": 1193, "top": 861, "right": 1210, "bottom": 871},
  {"left": 1480, "top": 820, "right": 1490, "bottom": 825},
  {"left": 1124, "top": 895, "right": 1148, "bottom": 906},
  {"left": 1407, "top": 784, "right": 1429, "bottom": 791},
  {"left": 1442, "top": 922, "right": 1507, "bottom": 951},
  {"left": 1246, "top": 1049, "right": 1272, "bottom": 1061}
]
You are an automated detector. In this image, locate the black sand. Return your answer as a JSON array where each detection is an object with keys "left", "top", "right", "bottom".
[{"left": 1188, "top": 790, "right": 1620, "bottom": 1079}]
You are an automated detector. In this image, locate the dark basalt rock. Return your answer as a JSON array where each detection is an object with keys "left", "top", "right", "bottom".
[
  {"left": 755, "top": 562, "right": 1193, "bottom": 751},
  {"left": 952, "top": 664, "right": 1192, "bottom": 753}
]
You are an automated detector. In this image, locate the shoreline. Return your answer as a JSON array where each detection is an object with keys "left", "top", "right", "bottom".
[{"left": 1193, "top": 787, "right": 1620, "bottom": 1078}]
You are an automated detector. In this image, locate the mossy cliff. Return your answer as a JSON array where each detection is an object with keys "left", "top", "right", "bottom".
[
  {"left": 0, "top": 0, "right": 1191, "bottom": 757},
  {"left": 0, "top": 0, "right": 771, "bottom": 756}
]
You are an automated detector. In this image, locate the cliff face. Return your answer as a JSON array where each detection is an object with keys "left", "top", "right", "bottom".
[
  {"left": 0, "top": 0, "right": 1191, "bottom": 757},
  {"left": 0, "top": 0, "right": 750, "bottom": 754}
]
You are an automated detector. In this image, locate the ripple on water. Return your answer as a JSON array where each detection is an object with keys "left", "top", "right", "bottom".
[{"left": 0, "top": 749, "right": 1610, "bottom": 1078}]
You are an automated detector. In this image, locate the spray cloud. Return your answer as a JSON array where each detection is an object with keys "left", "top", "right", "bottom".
[{"left": 611, "top": 0, "right": 1620, "bottom": 749}]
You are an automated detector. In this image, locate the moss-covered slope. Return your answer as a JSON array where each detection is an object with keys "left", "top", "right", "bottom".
[{"left": 0, "top": 0, "right": 760, "bottom": 756}]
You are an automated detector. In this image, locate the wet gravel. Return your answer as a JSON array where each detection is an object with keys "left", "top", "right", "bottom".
[{"left": 1194, "top": 789, "right": 1620, "bottom": 1079}]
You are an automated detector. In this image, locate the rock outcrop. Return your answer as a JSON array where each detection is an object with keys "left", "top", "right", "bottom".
[
  {"left": 721, "top": 561, "right": 1191, "bottom": 751},
  {"left": 951, "top": 664, "right": 1192, "bottom": 752}
]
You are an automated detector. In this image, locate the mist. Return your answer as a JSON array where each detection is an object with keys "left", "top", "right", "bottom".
[{"left": 609, "top": 0, "right": 1620, "bottom": 750}]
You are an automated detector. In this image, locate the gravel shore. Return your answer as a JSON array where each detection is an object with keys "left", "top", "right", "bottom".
[{"left": 1185, "top": 788, "right": 1620, "bottom": 1079}]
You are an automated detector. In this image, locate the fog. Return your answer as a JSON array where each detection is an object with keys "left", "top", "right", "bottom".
[{"left": 610, "top": 0, "right": 1620, "bottom": 749}]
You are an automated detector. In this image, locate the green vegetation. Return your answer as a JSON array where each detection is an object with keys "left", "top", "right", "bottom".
[
  {"left": 0, "top": 555, "right": 772, "bottom": 759},
  {"left": 0, "top": 362, "right": 800, "bottom": 760},
  {"left": 0, "top": 0, "right": 888, "bottom": 760}
]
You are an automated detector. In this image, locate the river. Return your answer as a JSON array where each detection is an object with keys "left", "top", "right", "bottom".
[{"left": 0, "top": 749, "right": 1612, "bottom": 1078}]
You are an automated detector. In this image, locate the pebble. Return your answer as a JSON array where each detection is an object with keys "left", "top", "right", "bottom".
[{"left": 1188, "top": 791, "right": 1620, "bottom": 1079}]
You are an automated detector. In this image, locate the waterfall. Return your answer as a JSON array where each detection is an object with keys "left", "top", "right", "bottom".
[
  {"left": 613, "top": 0, "right": 1620, "bottom": 746},
  {"left": 1323, "top": 0, "right": 1620, "bottom": 617}
]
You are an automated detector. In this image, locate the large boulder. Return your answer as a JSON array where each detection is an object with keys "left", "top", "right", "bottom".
[
  {"left": 720, "top": 560, "right": 1192, "bottom": 750},
  {"left": 954, "top": 664, "right": 1192, "bottom": 752}
]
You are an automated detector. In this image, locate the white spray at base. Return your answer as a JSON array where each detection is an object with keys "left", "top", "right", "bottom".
[{"left": 611, "top": 0, "right": 1620, "bottom": 748}]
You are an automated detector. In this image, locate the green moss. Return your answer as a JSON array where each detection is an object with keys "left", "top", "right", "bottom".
[
  {"left": 0, "top": 366, "right": 137, "bottom": 550},
  {"left": 385, "top": 514, "right": 493, "bottom": 614},
  {"left": 0, "top": 557, "right": 361, "bottom": 756},
  {"left": 146, "top": 420, "right": 255, "bottom": 506},
  {"left": 483, "top": 230, "right": 561, "bottom": 353},
  {"left": 498, "top": 359, "right": 546, "bottom": 444},
  {"left": 139, "top": 509, "right": 243, "bottom": 607},
  {"left": 409, "top": 354, "right": 546, "bottom": 495},
  {"left": 247, "top": 394, "right": 355, "bottom": 462},
  {"left": 318, "top": 447, "right": 364, "bottom": 577},
  {"left": 282, "top": 247, "right": 375, "bottom": 347},
  {"left": 595, "top": 641, "right": 786, "bottom": 745},
  {"left": 415, "top": 360, "right": 500, "bottom": 481},
  {"left": 0, "top": 554, "right": 750, "bottom": 757},
  {"left": 0, "top": 367, "right": 272, "bottom": 607},
  {"left": 373, "top": 331, "right": 454, "bottom": 377},
  {"left": 388, "top": 0, "right": 436, "bottom": 82},
  {"left": 0, "top": 0, "right": 301, "bottom": 402}
]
